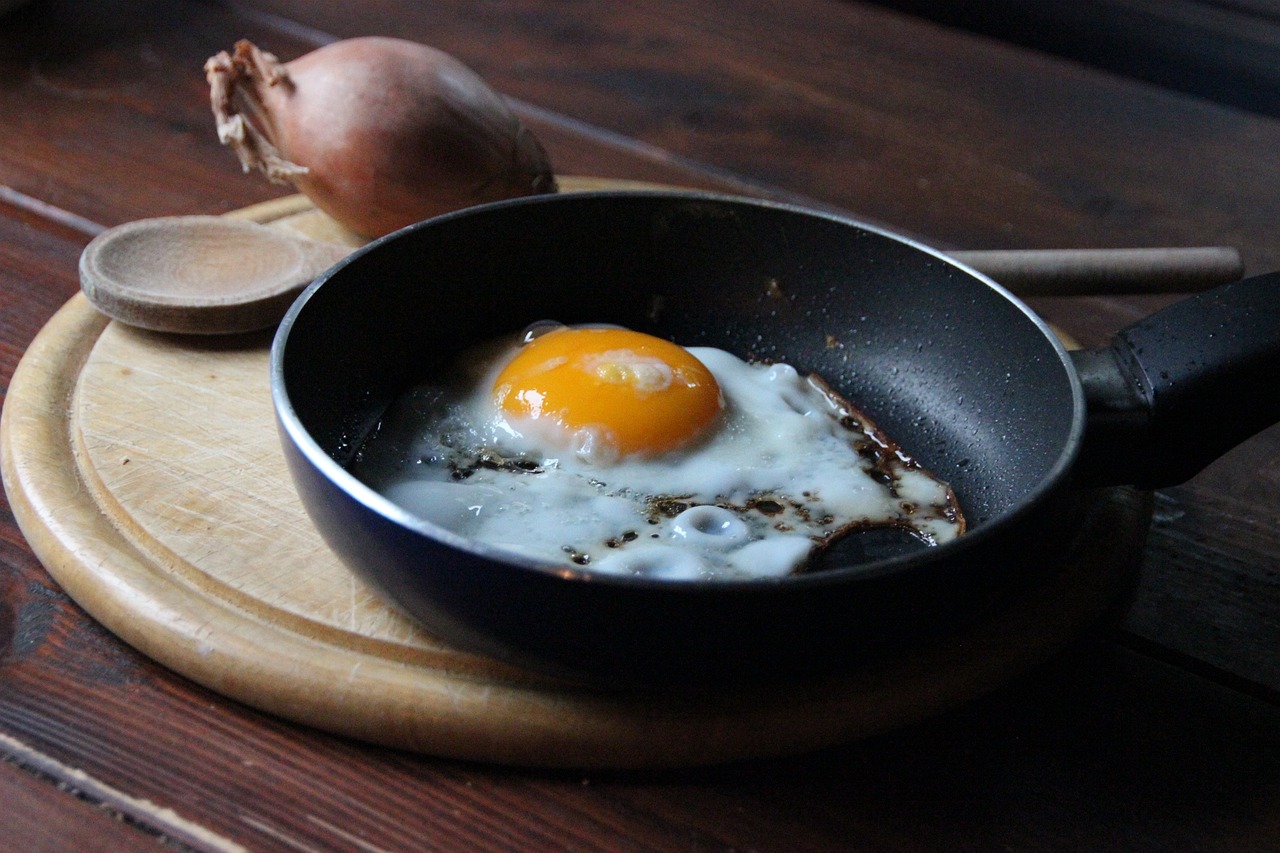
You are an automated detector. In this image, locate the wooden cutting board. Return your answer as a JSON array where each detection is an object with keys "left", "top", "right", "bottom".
[{"left": 0, "top": 180, "right": 1153, "bottom": 769}]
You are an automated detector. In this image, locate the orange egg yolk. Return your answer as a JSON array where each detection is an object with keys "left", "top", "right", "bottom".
[{"left": 491, "top": 327, "right": 723, "bottom": 457}]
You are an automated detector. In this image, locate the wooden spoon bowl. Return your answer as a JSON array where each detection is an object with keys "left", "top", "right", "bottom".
[{"left": 79, "top": 215, "right": 350, "bottom": 335}]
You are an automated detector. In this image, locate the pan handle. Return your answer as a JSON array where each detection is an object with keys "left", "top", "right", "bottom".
[{"left": 1070, "top": 271, "right": 1280, "bottom": 488}]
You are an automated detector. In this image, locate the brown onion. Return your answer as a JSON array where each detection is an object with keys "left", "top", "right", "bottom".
[{"left": 206, "top": 37, "right": 557, "bottom": 238}]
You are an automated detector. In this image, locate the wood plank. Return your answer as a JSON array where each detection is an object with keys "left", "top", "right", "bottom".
[
  {"left": 0, "top": 197, "right": 85, "bottom": 365},
  {"left": 0, "top": 1, "right": 281, "bottom": 225},
  {"left": 1125, "top": 483, "right": 1280, "bottom": 697},
  {"left": 0, "top": 757, "right": 160, "bottom": 852},
  {"left": 867, "top": 0, "right": 1280, "bottom": 118}
]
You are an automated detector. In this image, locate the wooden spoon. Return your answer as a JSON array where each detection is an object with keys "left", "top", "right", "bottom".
[
  {"left": 79, "top": 214, "right": 1245, "bottom": 335},
  {"left": 79, "top": 215, "right": 351, "bottom": 335}
]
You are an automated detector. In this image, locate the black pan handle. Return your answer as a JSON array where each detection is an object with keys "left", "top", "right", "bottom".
[{"left": 1070, "top": 271, "right": 1280, "bottom": 488}]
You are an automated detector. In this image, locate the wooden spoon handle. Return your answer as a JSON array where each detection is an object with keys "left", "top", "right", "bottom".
[{"left": 950, "top": 246, "right": 1244, "bottom": 296}]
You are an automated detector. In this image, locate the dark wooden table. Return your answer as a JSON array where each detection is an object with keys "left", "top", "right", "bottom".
[{"left": 3, "top": 1, "right": 1279, "bottom": 849}]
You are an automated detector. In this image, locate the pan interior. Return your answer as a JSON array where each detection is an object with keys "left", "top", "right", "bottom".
[{"left": 281, "top": 193, "right": 1079, "bottom": 571}]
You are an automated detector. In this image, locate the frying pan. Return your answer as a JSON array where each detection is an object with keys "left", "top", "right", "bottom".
[{"left": 271, "top": 191, "right": 1280, "bottom": 688}]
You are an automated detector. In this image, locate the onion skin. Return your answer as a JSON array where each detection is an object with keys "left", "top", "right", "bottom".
[{"left": 206, "top": 37, "right": 558, "bottom": 238}]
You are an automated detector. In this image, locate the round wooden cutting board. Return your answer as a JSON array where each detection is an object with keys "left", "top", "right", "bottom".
[{"left": 0, "top": 180, "right": 1153, "bottom": 769}]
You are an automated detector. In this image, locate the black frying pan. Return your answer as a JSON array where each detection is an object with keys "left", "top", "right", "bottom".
[{"left": 272, "top": 191, "right": 1280, "bottom": 687}]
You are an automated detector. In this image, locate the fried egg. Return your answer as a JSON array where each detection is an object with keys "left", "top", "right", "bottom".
[{"left": 350, "top": 323, "right": 965, "bottom": 581}]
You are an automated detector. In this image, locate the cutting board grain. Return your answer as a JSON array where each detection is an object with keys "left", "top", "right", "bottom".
[{"left": 0, "top": 183, "right": 1153, "bottom": 768}]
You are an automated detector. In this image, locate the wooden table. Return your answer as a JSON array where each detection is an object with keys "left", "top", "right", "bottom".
[{"left": 2, "top": 0, "right": 1278, "bottom": 849}]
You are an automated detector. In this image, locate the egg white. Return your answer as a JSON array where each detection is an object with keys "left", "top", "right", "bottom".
[{"left": 350, "top": 335, "right": 965, "bottom": 581}]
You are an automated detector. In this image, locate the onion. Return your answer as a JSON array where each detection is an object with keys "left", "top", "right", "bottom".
[{"left": 205, "top": 37, "right": 558, "bottom": 238}]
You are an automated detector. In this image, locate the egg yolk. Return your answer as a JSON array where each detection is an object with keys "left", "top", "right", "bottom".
[{"left": 491, "top": 327, "right": 723, "bottom": 457}]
